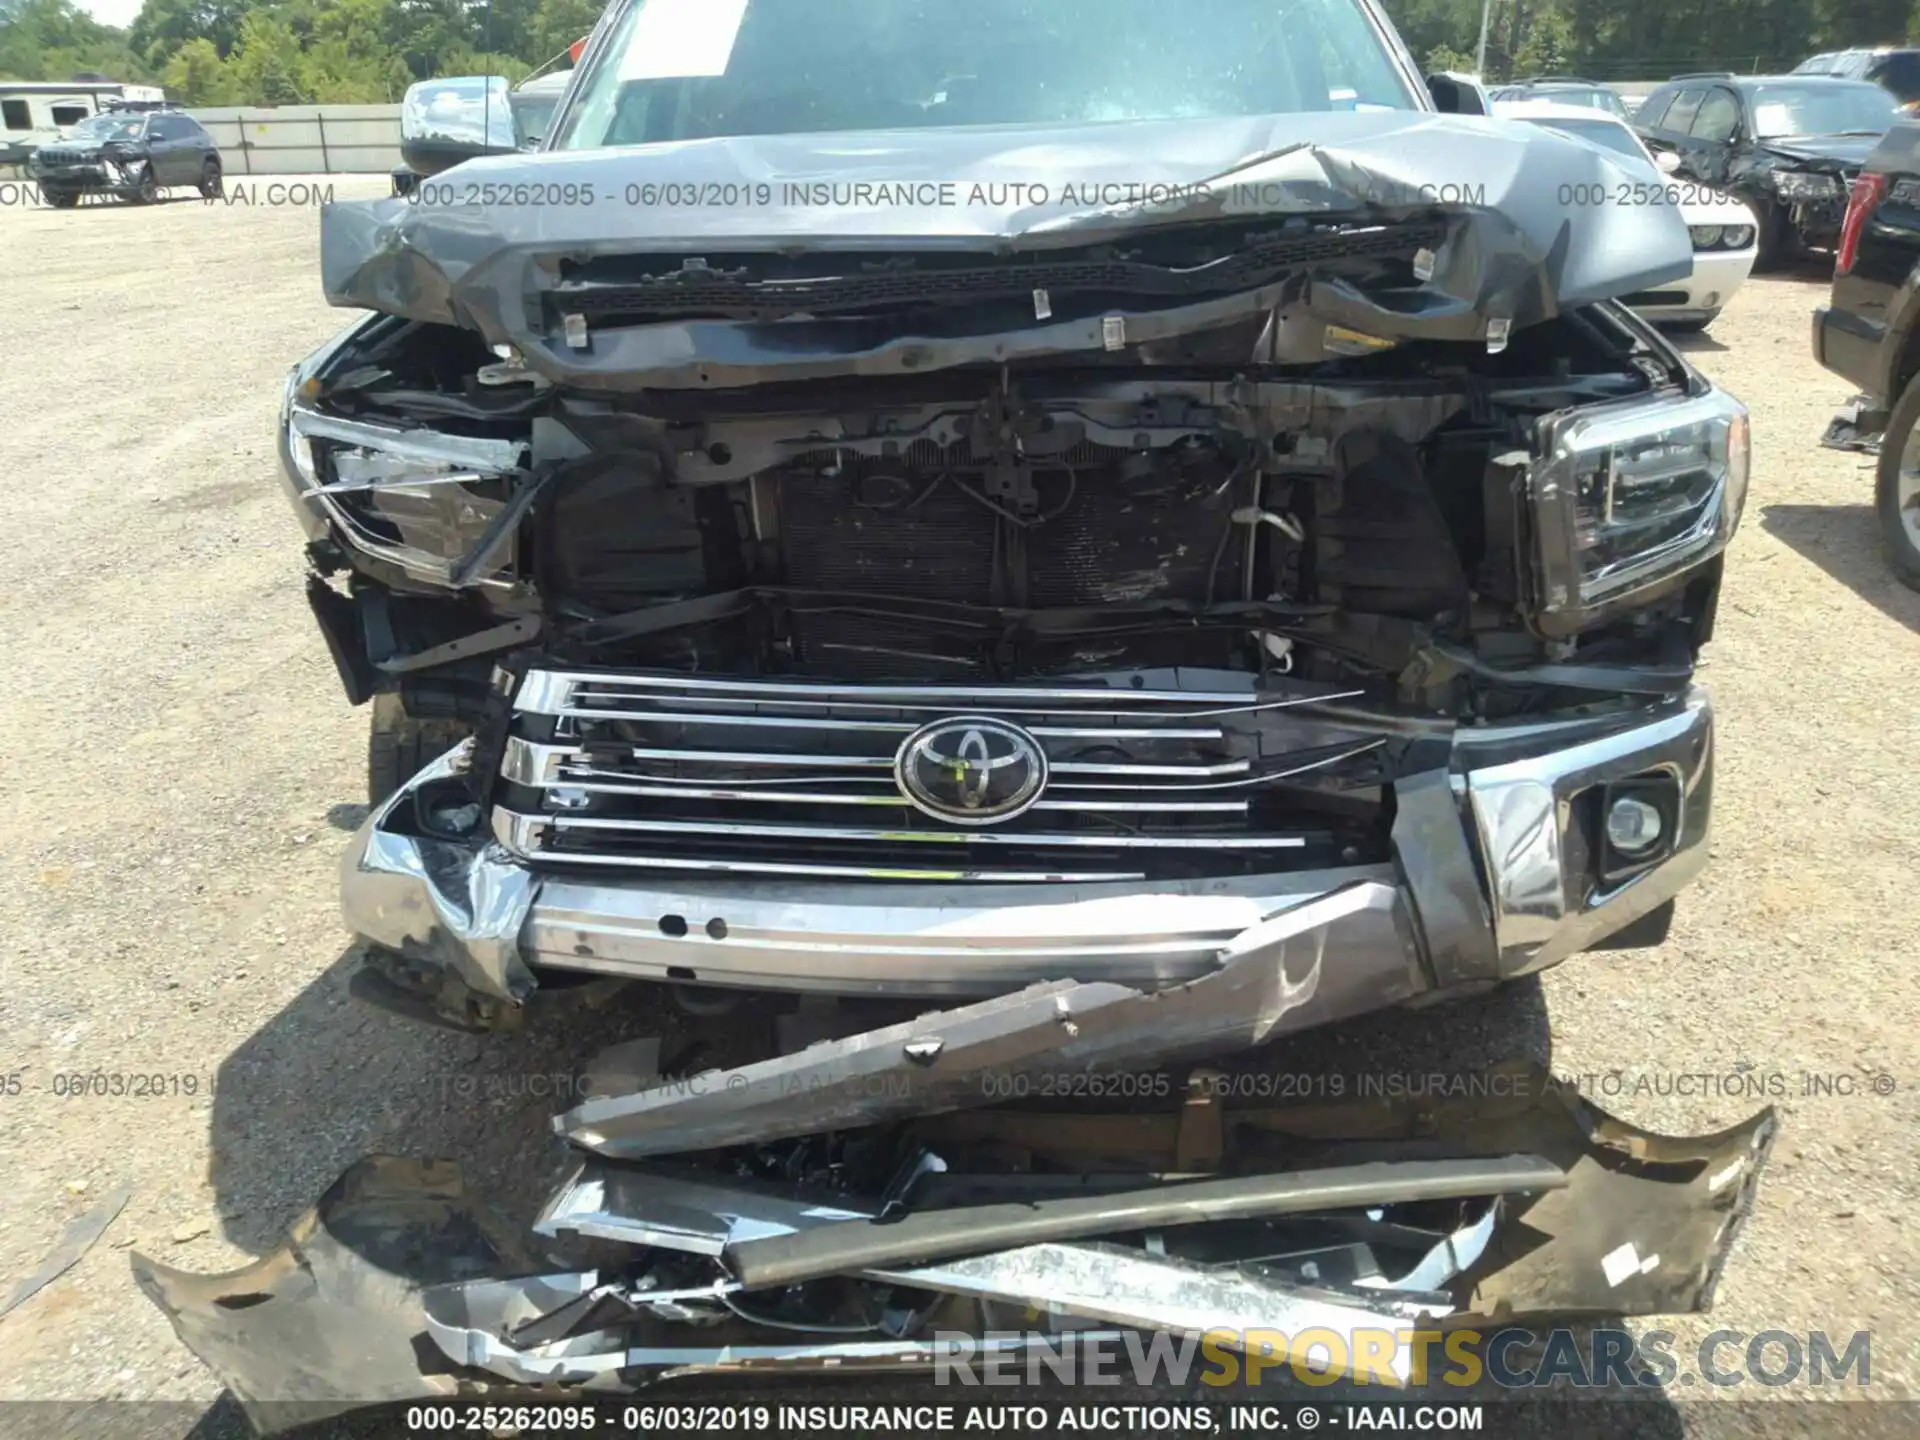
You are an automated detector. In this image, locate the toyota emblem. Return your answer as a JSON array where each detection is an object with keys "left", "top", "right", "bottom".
[{"left": 894, "top": 716, "right": 1048, "bottom": 826}]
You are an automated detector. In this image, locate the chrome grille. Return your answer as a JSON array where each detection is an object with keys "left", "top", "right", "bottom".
[{"left": 494, "top": 669, "right": 1387, "bottom": 882}]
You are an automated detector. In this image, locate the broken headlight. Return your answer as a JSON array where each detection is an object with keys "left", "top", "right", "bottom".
[
  {"left": 1771, "top": 170, "right": 1841, "bottom": 201},
  {"left": 277, "top": 374, "right": 530, "bottom": 589},
  {"left": 1528, "top": 388, "right": 1749, "bottom": 627}
]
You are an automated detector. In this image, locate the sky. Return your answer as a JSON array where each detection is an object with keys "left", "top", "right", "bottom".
[{"left": 77, "top": 0, "right": 146, "bottom": 29}]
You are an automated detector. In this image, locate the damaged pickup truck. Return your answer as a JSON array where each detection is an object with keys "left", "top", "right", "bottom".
[{"left": 142, "top": 0, "right": 1766, "bottom": 1426}]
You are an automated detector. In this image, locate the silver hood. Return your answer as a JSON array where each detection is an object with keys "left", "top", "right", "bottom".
[{"left": 322, "top": 109, "right": 1692, "bottom": 388}]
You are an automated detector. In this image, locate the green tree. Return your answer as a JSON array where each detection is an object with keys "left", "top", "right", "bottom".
[
  {"left": 527, "top": 0, "right": 604, "bottom": 64},
  {"left": 1512, "top": 6, "right": 1574, "bottom": 76},
  {"left": 160, "top": 33, "right": 236, "bottom": 103},
  {"left": 128, "top": 0, "right": 246, "bottom": 68},
  {"left": 227, "top": 11, "right": 309, "bottom": 105},
  {"left": 1425, "top": 43, "right": 1476, "bottom": 73},
  {"left": 0, "top": 0, "right": 146, "bottom": 81}
]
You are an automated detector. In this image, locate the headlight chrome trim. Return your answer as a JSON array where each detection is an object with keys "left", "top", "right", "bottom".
[
  {"left": 279, "top": 400, "right": 531, "bottom": 590},
  {"left": 1527, "top": 386, "right": 1749, "bottom": 632}
]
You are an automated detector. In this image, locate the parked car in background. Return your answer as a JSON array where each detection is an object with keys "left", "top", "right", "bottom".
[
  {"left": 0, "top": 79, "right": 164, "bottom": 173},
  {"left": 1494, "top": 99, "right": 1756, "bottom": 330},
  {"left": 1635, "top": 73, "right": 1902, "bottom": 266},
  {"left": 1793, "top": 48, "right": 1920, "bottom": 114},
  {"left": 26, "top": 102, "right": 222, "bottom": 206},
  {"left": 1488, "top": 76, "right": 1632, "bottom": 120},
  {"left": 1811, "top": 120, "right": 1920, "bottom": 588}
]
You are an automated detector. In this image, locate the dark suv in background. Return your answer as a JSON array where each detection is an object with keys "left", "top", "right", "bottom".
[
  {"left": 1636, "top": 73, "right": 1901, "bottom": 265},
  {"left": 1812, "top": 120, "right": 1920, "bottom": 588},
  {"left": 27, "top": 102, "right": 222, "bottom": 207}
]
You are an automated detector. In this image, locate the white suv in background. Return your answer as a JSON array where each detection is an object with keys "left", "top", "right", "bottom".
[{"left": 1494, "top": 99, "right": 1759, "bottom": 331}]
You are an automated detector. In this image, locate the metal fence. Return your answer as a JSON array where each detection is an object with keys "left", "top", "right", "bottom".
[{"left": 187, "top": 104, "right": 401, "bottom": 176}]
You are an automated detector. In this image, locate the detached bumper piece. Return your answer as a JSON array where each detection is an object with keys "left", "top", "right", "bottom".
[{"left": 136, "top": 1065, "right": 1772, "bottom": 1433}]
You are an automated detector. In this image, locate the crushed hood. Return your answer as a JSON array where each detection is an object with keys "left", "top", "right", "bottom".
[
  {"left": 1758, "top": 134, "right": 1884, "bottom": 168},
  {"left": 322, "top": 109, "right": 1692, "bottom": 388}
]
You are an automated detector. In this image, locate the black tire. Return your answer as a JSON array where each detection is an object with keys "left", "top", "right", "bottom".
[
  {"left": 1660, "top": 310, "right": 1719, "bottom": 333},
  {"left": 1753, "top": 201, "right": 1801, "bottom": 271},
  {"left": 132, "top": 169, "right": 159, "bottom": 205},
  {"left": 198, "top": 157, "right": 222, "bottom": 198},
  {"left": 44, "top": 187, "right": 79, "bottom": 209},
  {"left": 368, "top": 693, "right": 473, "bottom": 806},
  {"left": 1874, "top": 374, "right": 1920, "bottom": 591}
]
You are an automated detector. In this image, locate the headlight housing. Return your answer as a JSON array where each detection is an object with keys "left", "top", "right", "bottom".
[
  {"left": 1528, "top": 388, "right": 1749, "bottom": 630},
  {"left": 1688, "top": 222, "right": 1755, "bottom": 249},
  {"left": 278, "top": 377, "right": 530, "bottom": 589},
  {"left": 1772, "top": 170, "right": 1841, "bottom": 201}
]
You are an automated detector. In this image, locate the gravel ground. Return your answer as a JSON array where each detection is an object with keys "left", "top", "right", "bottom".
[{"left": 0, "top": 178, "right": 1915, "bottom": 1436}]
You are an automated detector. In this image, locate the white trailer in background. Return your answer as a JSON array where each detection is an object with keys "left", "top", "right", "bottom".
[{"left": 0, "top": 80, "right": 166, "bottom": 172}]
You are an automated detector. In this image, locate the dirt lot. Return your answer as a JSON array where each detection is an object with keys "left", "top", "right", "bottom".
[{"left": 0, "top": 176, "right": 1915, "bottom": 1435}]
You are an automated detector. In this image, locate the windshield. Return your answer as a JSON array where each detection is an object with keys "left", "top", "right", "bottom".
[
  {"left": 555, "top": 0, "right": 1419, "bottom": 150},
  {"left": 68, "top": 115, "right": 145, "bottom": 142},
  {"left": 1515, "top": 114, "right": 1649, "bottom": 163},
  {"left": 1749, "top": 82, "right": 1900, "bottom": 137}
]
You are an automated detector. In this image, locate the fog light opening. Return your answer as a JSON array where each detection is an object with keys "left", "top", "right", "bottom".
[{"left": 1606, "top": 795, "right": 1666, "bottom": 856}]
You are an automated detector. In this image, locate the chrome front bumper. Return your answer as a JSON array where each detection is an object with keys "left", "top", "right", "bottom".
[{"left": 341, "top": 689, "right": 1713, "bottom": 1018}]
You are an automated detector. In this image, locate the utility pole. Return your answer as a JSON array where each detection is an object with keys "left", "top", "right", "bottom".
[{"left": 1476, "top": 0, "right": 1494, "bottom": 77}]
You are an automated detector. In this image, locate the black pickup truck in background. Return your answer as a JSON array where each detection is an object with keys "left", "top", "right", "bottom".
[{"left": 1813, "top": 121, "right": 1920, "bottom": 588}]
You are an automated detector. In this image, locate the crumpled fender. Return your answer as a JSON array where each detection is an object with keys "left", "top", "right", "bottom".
[{"left": 129, "top": 1156, "right": 544, "bottom": 1433}]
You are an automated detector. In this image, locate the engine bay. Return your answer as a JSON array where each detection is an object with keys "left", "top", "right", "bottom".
[{"left": 295, "top": 302, "right": 1715, "bottom": 731}]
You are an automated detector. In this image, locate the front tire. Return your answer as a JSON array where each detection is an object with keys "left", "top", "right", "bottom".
[
  {"left": 1875, "top": 374, "right": 1920, "bottom": 591},
  {"left": 198, "top": 157, "right": 222, "bottom": 198},
  {"left": 1662, "top": 311, "right": 1720, "bottom": 333},
  {"left": 131, "top": 169, "right": 159, "bottom": 205},
  {"left": 43, "top": 187, "right": 79, "bottom": 209},
  {"left": 368, "top": 694, "right": 473, "bottom": 806}
]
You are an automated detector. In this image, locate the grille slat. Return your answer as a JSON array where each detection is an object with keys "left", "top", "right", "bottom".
[{"left": 497, "top": 669, "right": 1380, "bottom": 881}]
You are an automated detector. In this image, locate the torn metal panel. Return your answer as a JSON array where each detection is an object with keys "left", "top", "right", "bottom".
[
  {"left": 320, "top": 113, "right": 1692, "bottom": 389},
  {"left": 914, "top": 1061, "right": 1776, "bottom": 1320},
  {"left": 556, "top": 883, "right": 1410, "bottom": 1158},
  {"left": 128, "top": 1157, "right": 544, "bottom": 1434},
  {"left": 888, "top": 1241, "right": 1446, "bottom": 1382},
  {"left": 138, "top": 1071, "right": 1774, "bottom": 1424},
  {"left": 723, "top": 1157, "right": 1565, "bottom": 1289},
  {"left": 340, "top": 742, "right": 541, "bottom": 1008},
  {"left": 420, "top": 1269, "right": 1123, "bottom": 1385},
  {"left": 534, "top": 1162, "right": 868, "bottom": 1256},
  {"left": 1357, "top": 1203, "right": 1500, "bottom": 1293},
  {"left": 1460, "top": 1096, "right": 1775, "bottom": 1319},
  {"left": 423, "top": 1272, "right": 630, "bottom": 1382}
]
